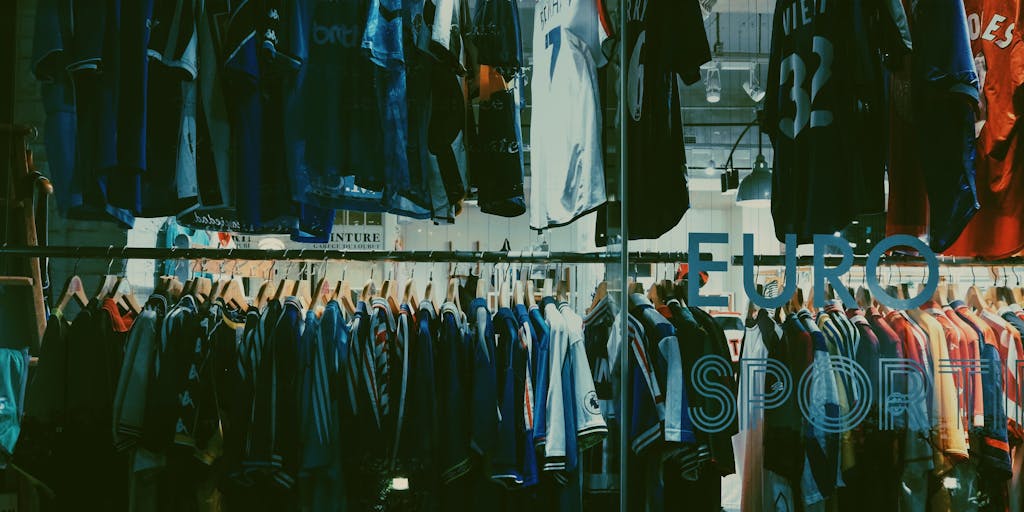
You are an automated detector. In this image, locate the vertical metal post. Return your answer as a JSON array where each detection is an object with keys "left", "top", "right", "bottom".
[{"left": 618, "top": 0, "right": 630, "bottom": 509}]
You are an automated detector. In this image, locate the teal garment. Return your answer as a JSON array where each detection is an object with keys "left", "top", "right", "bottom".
[{"left": 0, "top": 347, "right": 30, "bottom": 463}]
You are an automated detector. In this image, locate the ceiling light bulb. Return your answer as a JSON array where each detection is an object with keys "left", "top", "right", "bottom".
[
  {"left": 743, "top": 61, "right": 765, "bottom": 102},
  {"left": 705, "top": 62, "right": 722, "bottom": 103},
  {"left": 705, "top": 160, "right": 717, "bottom": 175}
]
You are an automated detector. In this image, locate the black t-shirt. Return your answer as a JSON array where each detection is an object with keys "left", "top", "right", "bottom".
[
  {"left": 597, "top": 0, "right": 709, "bottom": 245},
  {"left": 764, "top": 0, "right": 893, "bottom": 242}
]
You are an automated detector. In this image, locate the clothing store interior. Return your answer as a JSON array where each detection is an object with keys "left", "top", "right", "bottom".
[{"left": 1, "top": 0, "right": 1023, "bottom": 510}]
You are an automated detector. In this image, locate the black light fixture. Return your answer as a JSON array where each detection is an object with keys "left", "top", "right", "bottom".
[
  {"left": 721, "top": 168, "right": 739, "bottom": 194},
  {"left": 737, "top": 154, "right": 771, "bottom": 207},
  {"left": 737, "top": 122, "right": 771, "bottom": 207}
]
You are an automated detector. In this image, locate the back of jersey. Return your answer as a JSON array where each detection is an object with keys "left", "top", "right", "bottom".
[
  {"left": 529, "top": 0, "right": 613, "bottom": 230},
  {"left": 765, "top": 0, "right": 862, "bottom": 242}
]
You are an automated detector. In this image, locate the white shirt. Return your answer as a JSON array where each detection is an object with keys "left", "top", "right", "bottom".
[{"left": 530, "top": 28, "right": 607, "bottom": 229}]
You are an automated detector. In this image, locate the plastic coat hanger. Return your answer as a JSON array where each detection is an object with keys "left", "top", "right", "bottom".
[
  {"left": 108, "top": 252, "right": 141, "bottom": 315},
  {"left": 94, "top": 250, "right": 119, "bottom": 301}
]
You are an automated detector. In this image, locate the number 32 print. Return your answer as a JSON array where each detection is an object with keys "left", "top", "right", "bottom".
[{"left": 778, "top": 36, "right": 834, "bottom": 139}]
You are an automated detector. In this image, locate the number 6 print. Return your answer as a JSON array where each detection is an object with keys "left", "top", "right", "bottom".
[{"left": 778, "top": 36, "right": 834, "bottom": 139}]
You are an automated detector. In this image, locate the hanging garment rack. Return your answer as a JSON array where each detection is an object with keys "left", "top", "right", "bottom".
[
  {"left": 1, "top": 245, "right": 1022, "bottom": 266},
  {"left": 0, "top": 244, "right": 695, "bottom": 264},
  {"left": 732, "top": 255, "right": 1024, "bottom": 267}
]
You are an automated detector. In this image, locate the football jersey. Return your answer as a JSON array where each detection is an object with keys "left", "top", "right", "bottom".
[
  {"left": 964, "top": 0, "right": 1023, "bottom": 159},
  {"left": 529, "top": 0, "right": 612, "bottom": 230},
  {"left": 765, "top": 0, "right": 892, "bottom": 242},
  {"left": 938, "top": 0, "right": 1023, "bottom": 257},
  {"left": 597, "top": 0, "right": 710, "bottom": 245}
]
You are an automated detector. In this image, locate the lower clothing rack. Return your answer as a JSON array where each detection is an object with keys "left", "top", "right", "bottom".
[{"left": 2, "top": 245, "right": 1022, "bottom": 266}]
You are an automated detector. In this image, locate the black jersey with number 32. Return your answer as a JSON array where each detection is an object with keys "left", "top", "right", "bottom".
[{"left": 764, "top": 0, "right": 867, "bottom": 243}]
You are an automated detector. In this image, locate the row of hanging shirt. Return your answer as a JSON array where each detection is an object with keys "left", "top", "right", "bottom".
[
  {"left": 738, "top": 289, "right": 1024, "bottom": 512},
  {"left": 32, "top": 0, "right": 528, "bottom": 240},
  {"left": 18, "top": 270, "right": 610, "bottom": 512},
  {"left": 621, "top": 286, "right": 740, "bottom": 512}
]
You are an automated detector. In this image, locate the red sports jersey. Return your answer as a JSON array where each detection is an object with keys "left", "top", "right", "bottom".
[{"left": 945, "top": 0, "right": 1024, "bottom": 257}]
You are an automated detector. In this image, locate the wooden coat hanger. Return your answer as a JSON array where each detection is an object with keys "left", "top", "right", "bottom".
[
  {"left": 55, "top": 274, "right": 89, "bottom": 315},
  {"left": 589, "top": 280, "right": 608, "bottom": 313},
  {"left": 947, "top": 267, "right": 960, "bottom": 305},
  {"left": 421, "top": 266, "right": 437, "bottom": 315},
  {"left": 513, "top": 266, "right": 525, "bottom": 306},
  {"left": 498, "top": 265, "right": 511, "bottom": 309},
  {"left": 555, "top": 267, "right": 571, "bottom": 302},
  {"left": 402, "top": 267, "right": 419, "bottom": 307},
  {"left": 647, "top": 282, "right": 663, "bottom": 308},
  {"left": 313, "top": 260, "right": 333, "bottom": 311},
  {"left": 274, "top": 260, "right": 297, "bottom": 303},
  {"left": 215, "top": 260, "right": 248, "bottom": 311},
  {"left": 379, "top": 269, "right": 393, "bottom": 303},
  {"left": 994, "top": 267, "right": 1016, "bottom": 308},
  {"left": 361, "top": 266, "right": 377, "bottom": 302},
  {"left": 932, "top": 275, "right": 947, "bottom": 306},
  {"left": 334, "top": 267, "right": 357, "bottom": 314},
  {"left": 256, "top": 263, "right": 277, "bottom": 309},
  {"left": 525, "top": 267, "right": 537, "bottom": 308},
  {"left": 108, "top": 274, "right": 142, "bottom": 316},
  {"left": 385, "top": 267, "right": 401, "bottom": 313},
  {"left": 447, "top": 274, "right": 462, "bottom": 311},
  {"left": 855, "top": 273, "right": 873, "bottom": 309},
  {"left": 476, "top": 265, "right": 489, "bottom": 300},
  {"left": 965, "top": 267, "right": 987, "bottom": 311},
  {"left": 1012, "top": 267, "right": 1024, "bottom": 305},
  {"left": 187, "top": 258, "right": 213, "bottom": 303},
  {"left": 294, "top": 278, "right": 312, "bottom": 309}
]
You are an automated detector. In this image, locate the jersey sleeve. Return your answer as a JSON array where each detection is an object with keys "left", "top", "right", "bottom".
[
  {"left": 470, "top": 306, "right": 498, "bottom": 455},
  {"left": 566, "top": 311, "right": 608, "bottom": 451},
  {"left": 544, "top": 312, "right": 568, "bottom": 471},
  {"left": 654, "top": 0, "right": 711, "bottom": 85},
  {"left": 659, "top": 335, "right": 696, "bottom": 444},
  {"left": 628, "top": 317, "right": 663, "bottom": 454}
]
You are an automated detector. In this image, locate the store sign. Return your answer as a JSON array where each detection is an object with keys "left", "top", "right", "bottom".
[
  {"left": 231, "top": 223, "right": 386, "bottom": 251},
  {"left": 688, "top": 353, "right": 1019, "bottom": 435},
  {"left": 686, "top": 233, "right": 939, "bottom": 311}
]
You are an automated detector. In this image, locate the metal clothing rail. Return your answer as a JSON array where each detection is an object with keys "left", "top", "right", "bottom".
[
  {"left": 0, "top": 245, "right": 697, "bottom": 264},
  {"left": 732, "top": 255, "right": 1024, "bottom": 267}
]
